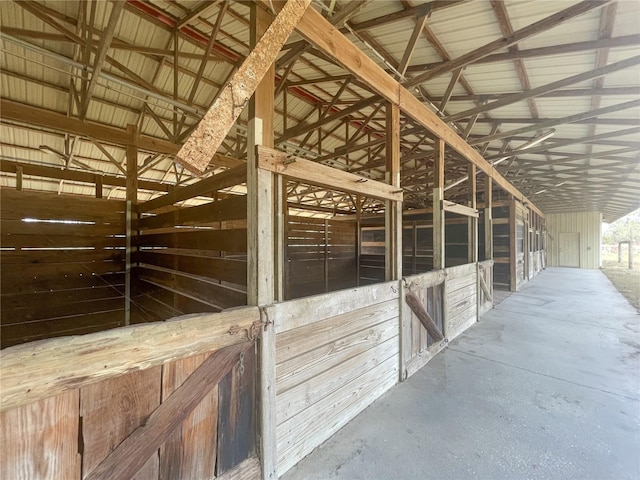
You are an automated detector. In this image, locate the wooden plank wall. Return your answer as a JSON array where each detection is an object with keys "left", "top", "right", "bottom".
[
  {"left": 401, "top": 270, "right": 446, "bottom": 379},
  {"left": 133, "top": 194, "right": 248, "bottom": 321},
  {"left": 1, "top": 189, "right": 126, "bottom": 348},
  {"left": 444, "top": 263, "right": 478, "bottom": 340},
  {"left": 0, "top": 310, "right": 260, "bottom": 480},
  {"left": 271, "top": 282, "right": 400, "bottom": 475},
  {"left": 285, "top": 215, "right": 356, "bottom": 299}
]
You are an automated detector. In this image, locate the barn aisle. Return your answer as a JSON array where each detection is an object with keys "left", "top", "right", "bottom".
[{"left": 283, "top": 268, "right": 640, "bottom": 480}]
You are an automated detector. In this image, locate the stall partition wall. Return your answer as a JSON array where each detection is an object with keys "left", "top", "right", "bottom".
[
  {"left": 1, "top": 189, "right": 127, "bottom": 348},
  {"left": 285, "top": 215, "right": 357, "bottom": 300}
]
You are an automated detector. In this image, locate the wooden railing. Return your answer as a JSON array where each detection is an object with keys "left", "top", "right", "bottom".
[{"left": 0, "top": 307, "right": 262, "bottom": 480}]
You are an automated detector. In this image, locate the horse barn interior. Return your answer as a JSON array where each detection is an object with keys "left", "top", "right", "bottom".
[{"left": 1, "top": 0, "right": 639, "bottom": 479}]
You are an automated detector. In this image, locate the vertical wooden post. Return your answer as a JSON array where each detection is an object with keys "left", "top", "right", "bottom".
[
  {"left": 324, "top": 219, "right": 329, "bottom": 292},
  {"left": 15, "top": 166, "right": 23, "bottom": 191},
  {"left": 248, "top": 5, "right": 277, "bottom": 480},
  {"left": 385, "top": 102, "right": 404, "bottom": 381},
  {"left": 484, "top": 176, "right": 493, "bottom": 260},
  {"left": 468, "top": 164, "right": 477, "bottom": 264},
  {"left": 385, "top": 102, "right": 402, "bottom": 282},
  {"left": 275, "top": 176, "right": 286, "bottom": 302},
  {"left": 356, "top": 194, "right": 362, "bottom": 286},
  {"left": 125, "top": 124, "right": 138, "bottom": 326},
  {"left": 433, "top": 138, "right": 445, "bottom": 271},
  {"left": 95, "top": 174, "right": 103, "bottom": 199},
  {"left": 509, "top": 198, "right": 517, "bottom": 292}
]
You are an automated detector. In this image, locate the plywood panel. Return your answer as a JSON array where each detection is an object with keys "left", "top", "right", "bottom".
[
  {"left": 159, "top": 354, "right": 218, "bottom": 480},
  {"left": 0, "top": 391, "right": 80, "bottom": 480},
  {"left": 80, "top": 368, "right": 161, "bottom": 480}
]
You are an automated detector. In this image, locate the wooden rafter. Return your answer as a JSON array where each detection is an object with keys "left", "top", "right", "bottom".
[{"left": 405, "top": 1, "right": 611, "bottom": 87}]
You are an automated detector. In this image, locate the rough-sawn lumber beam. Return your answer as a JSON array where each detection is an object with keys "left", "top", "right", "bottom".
[
  {"left": 263, "top": 1, "right": 545, "bottom": 216},
  {"left": 177, "top": 0, "right": 311, "bottom": 175}
]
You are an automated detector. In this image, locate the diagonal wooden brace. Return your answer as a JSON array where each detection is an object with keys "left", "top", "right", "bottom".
[
  {"left": 85, "top": 341, "right": 254, "bottom": 480},
  {"left": 177, "top": 0, "right": 312, "bottom": 175},
  {"left": 405, "top": 291, "right": 445, "bottom": 342}
]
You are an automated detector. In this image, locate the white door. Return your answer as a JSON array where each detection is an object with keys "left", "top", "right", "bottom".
[{"left": 559, "top": 232, "right": 580, "bottom": 267}]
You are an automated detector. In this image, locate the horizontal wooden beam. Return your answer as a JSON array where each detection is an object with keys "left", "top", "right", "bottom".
[
  {"left": 0, "top": 160, "right": 170, "bottom": 193},
  {"left": 1, "top": 99, "right": 178, "bottom": 154},
  {"left": 137, "top": 164, "right": 247, "bottom": 212},
  {"left": 269, "top": 2, "right": 544, "bottom": 216},
  {"left": 443, "top": 200, "right": 479, "bottom": 218},
  {"left": 258, "top": 146, "right": 403, "bottom": 202},
  {"left": 0, "top": 307, "right": 261, "bottom": 411}
]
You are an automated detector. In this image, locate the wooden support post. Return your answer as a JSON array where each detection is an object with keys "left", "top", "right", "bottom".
[
  {"left": 479, "top": 270, "right": 493, "bottom": 303},
  {"left": 95, "top": 174, "right": 103, "bottom": 198},
  {"left": 484, "top": 177, "right": 493, "bottom": 260},
  {"left": 433, "top": 139, "right": 445, "bottom": 270},
  {"left": 356, "top": 194, "right": 362, "bottom": 286},
  {"left": 15, "top": 166, "right": 23, "bottom": 191},
  {"left": 468, "top": 164, "right": 478, "bottom": 264},
  {"left": 125, "top": 124, "right": 138, "bottom": 326},
  {"left": 248, "top": 5, "right": 277, "bottom": 480},
  {"left": 385, "top": 102, "right": 402, "bottom": 282},
  {"left": 509, "top": 198, "right": 517, "bottom": 292}
]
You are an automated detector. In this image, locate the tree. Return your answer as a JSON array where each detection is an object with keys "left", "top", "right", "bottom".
[{"left": 603, "top": 208, "right": 640, "bottom": 245}]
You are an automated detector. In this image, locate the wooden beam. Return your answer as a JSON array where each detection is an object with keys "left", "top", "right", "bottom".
[
  {"left": 278, "top": 2, "right": 545, "bottom": 216},
  {"left": 445, "top": 54, "right": 640, "bottom": 122},
  {"left": 385, "top": 102, "right": 402, "bottom": 281},
  {"left": 0, "top": 307, "right": 261, "bottom": 411},
  {"left": 405, "top": 1, "right": 610, "bottom": 87},
  {"left": 471, "top": 98, "right": 640, "bottom": 145},
  {"left": 468, "top": 164, "right": 478, "bottom": 263},
  {"left": 433, "top": 138, "right": 445, "bottom": 270},
  {"left": 0, "top": 159, "right": 170, "bottom": 192},
  {"left": 478, "top": 271, "right": 493, "bottom": 303},
  {"left": 348, "top": 1, "right": 465, "bottom": 32},
  {"left": 258, "top": 146, "right": 403, "bottom": 202},
  {"left": 85, "top": 341, "right": 253, "bottom": 480},
  {"left": 406, "top": 34, "right": 640, "bottom": 71},
  {"left": 439, "top": 68, "right": 463, "bottom": 111},
  {"left": 398, "top": 14, "right": 429, "bottom": 77},
  {"left": 443, "top": 200, "right": 479, "bottom": 218},
  {"left": 1, "top": 99, "right": 179, "bottom": 154},
  {"left": 177, "top": 0, "right": 311, "bottom": 174},
  {"left": 80, "top": 1, "right": 124, "bottom": 119},
  {"left": 405, "top": 291, "right": 445, "bottom": 342},
  {"left": 484, "top": 176, "right": 493, "bottom": 260}
]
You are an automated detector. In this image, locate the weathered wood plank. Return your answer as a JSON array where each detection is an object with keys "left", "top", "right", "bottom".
[
  {"left": 137, "top": 195, "right": 247, "bottom": 230},
  {"left": 138, "top": 165, "right": 247, "bottom": 213},
  {"left": 159, "top": 354, "right": 218, "bottom": 480},
  {"left": 258, "top": 146, "right": 403, "bottom": 202},
  {"left": 0, "top": 391, "right": 80, "bottom": 480},
  {"left": 1, "top": 306, "right": 260, "bottom": 411},
  {"left": 85, "top": 341, "right": 253, "bottom": 480},
  {"left": 136, "top": 251, "right": 247, "bottom": 285},
  {"left": 177, "top": 0, "right": 312, "bottom": 174},
  {"left": 135, "top": 228, "right": 247, "bottom": 252},
  {"left": 272, "top": 280, "right": 399, "bottom": 333},
  {"left": 217, "top": 455, "right": 261, "bottom": 480},
  {"left": 81, "top": 368, "right": 161, "bottom": 480},
  {"left": 276, "top": 357, "right": 398, "bottom": 475},
  {"left": 217, "top": 346, "right": 257, "bottom": 475},
  {"left": 277, "top": 335, "right": 398, "bottom": 424}
]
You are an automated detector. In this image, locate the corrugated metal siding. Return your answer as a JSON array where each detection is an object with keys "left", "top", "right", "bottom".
[{"left": 546, "top": 212, "right": 602, "bottom": 269}]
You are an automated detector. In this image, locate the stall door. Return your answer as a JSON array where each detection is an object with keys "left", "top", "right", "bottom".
[{"left": 559, "top": 232, "right": 580, "bottom": 267}]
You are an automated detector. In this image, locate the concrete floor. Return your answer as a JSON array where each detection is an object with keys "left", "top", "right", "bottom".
[{"left": 283, "top": 268, "right": 640, "bottom": 480}]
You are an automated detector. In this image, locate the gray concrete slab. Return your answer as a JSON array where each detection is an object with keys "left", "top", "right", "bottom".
[{"left": 283, "top": 268, "right": 640, "bottom": 480}]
